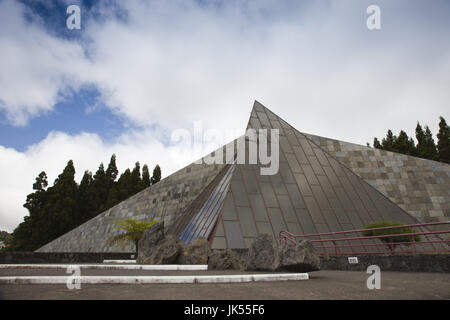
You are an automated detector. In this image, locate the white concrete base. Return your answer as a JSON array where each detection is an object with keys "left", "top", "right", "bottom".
[
  {"left": 103, "top": 260, "right": 136, "bottom": 264},
  {"left": 0, "top": 264, "right": 208, "bottom": 271},
  {"left": 0, "top": 273, "right": 309, "bottom": 284}
]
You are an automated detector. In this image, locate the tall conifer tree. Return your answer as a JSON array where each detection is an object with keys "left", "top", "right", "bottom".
[{"left": 437, "top": 116, "right": 450, "bottom": 163}]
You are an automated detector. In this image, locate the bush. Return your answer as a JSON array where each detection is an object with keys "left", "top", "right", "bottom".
[{"left": 362, "top": 221, "right": 421, "bottom": 245}]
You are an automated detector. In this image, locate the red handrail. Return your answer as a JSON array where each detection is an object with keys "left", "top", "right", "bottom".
[{"left": 278, "top": 221, "right": 450, "bottom": 255}]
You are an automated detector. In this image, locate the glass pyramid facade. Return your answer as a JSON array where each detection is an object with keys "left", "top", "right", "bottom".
[{"left": 37, "top": 101, "right": 449, "bottom": 253}]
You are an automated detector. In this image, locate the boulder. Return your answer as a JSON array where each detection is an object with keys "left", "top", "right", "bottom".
[
  {"left": 137, "top": 221, "right": 164, "bottom": 264},
  {"left": 150, "top": 235, "right": 184, "bottom": 264},
  {"left": 208, "top": 249, "right": 243, "bottom": 270},
  {"left": 180, "top": 238, "right": 211, "bottom": 265},
  {"left": 245, "top": 234, "right": 278, "bottom": 271},
  {"left": 276, "top": 239, "right": 321, "bottom": 272}
]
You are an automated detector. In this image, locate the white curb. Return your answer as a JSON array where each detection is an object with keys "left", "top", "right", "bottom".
[
  {"left": 0, "top": 273, "right": 309, "bottom": 284},
  {"left": 0, "top": 264, "right": 208, "bottom": 271},
  {"left": 103, "top": 260, "right": 136, "bottom": 264}
]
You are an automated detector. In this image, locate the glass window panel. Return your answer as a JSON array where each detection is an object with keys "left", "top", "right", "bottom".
[
  {"left": 293, "top": 145, "right": 309, "bottom": 164},
  {"left": 287, "top": 222, "right": 303, "bottom": 235},
  {"left": 299, "top": 138, "right": 314, "bottom": 155},
  {"left": 284, "top": 129, "right": 299, "bottom": 146},
  {"left": 321, "top": 210, "right": 342, "bottom": 231},
  {"left": 259, "top": 182, "right": 278, "bottom": 207},
  {"left": 311, "top": 185, "right": 332, "bottom": 211},
  {"left": 294, "top": 173, "right": 313, "bottom": 196},
  {"left": 314, "top": 148, "right": 330, "bottom": 167},
  {"left": 256, "top": 222, "right": 274, "bottom": 238},
  {"left": 267, "top": 208, "right": 287, "bottom": 237},
  {"left": 323, "top": 166, "right": 341, "bottom": 187},
  {"left": 231, "top": 180, "right": 250, "bottom": 207},
  {"left": 307, "top": 155, "right": 325, "bottom": 175},
  {"left": 285, "top": 183, "right": 306, "bottom": 209},
  {"left": 278, "top": 194, "right": 298, "bottom": 223},
  {"left": 301, "top": 164, "right": 320, "bottom": 186},
  {"left": 303, "top": 196, "right": 325, "bottom": 224},
  {"left": 279, "top": 136, "right": 293, "bottom": 154},
  {"left": 221, "top": 195, "right": 238, "bottom": 220},
  {"left": 249, "top": 118, "right": 262, "bottom": 130},
  {"left": 215, "top": 219, "right": 224, "bottom": 237},
  {"left": 318, "top": 175, "right": 335, "bottom": 196},
  {"left": 179, "top": 164, "right": 235, "bottom": 244},
  {"left": 211, "top": 237, "right": 227, "bottom": 249},
  {"left": 279, "top": 161, "right": 296, "bottom": 184},
  {"left": 248, "top": 193, "right": 269, "bottom": 222},
  {"left": 224, "top": 221, "right": 245, "bottom": 248},
  {"left": 270, "top": 173, "right": 288, "bottom": 195},
  {"left": 241, "top": 168, "right": 260, "bottom": 194},
  {"left": 257, "top": 111, "right": 271, "bottom": 127},
  {"left": 286, "top": 153, "right": 302, "bottom": 173},
  {"left": 237, "top": 206, "right": 257, "bottom": 237},
  {"left": 296, "top": 209, "right": 317, "bottom": 234}
]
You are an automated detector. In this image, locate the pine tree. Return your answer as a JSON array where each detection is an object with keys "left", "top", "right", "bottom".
[
  {"left": 394, "top": 130, "right": 416, "bottom": 156},
  {"left": 117, "top": 168, "right": 132, "bottom": 201},
  {"left": 93, "top": 163, "right": 109, "bottom": 213},
  {"left": 23, "top": 171, "right": 48, "bottom": 216},
  {"left": 9, "top": 172, "right": 49, "bottom": 251},
  {"left": 373, "top": 137, "right": 382, "bottom": 149},
  {"left": 130, "top": 162, "right": 142, "bottom": 194},
  {"left": 415, "top": 122, "right": 426, "bottom": 155},
  {"left": 8, "top": 154, "right": 163, "bottom": 251},
  {"left": 437, "top": 116, "right": 450, "bottom": 163},
  {"left": 42, "top": 160, "right": 79, "bottom": 244},
  {"left": 416, "top": 123, "right": 437, "bottom": 160},
  {"left": 151, "top": 165, "right": 161, "bottom": 185},
  {"left": 423, "top": 126, "right": 438, "bottom": 160},
  {"left": 105, "top": 154, "right": 119, "bottom": 184},
  {"left": 78, "top": 170, "right": 94, "bottom": 223},
  {"left": 381, "top": 130, "right": 396, "bottom": 152},
  {"left": 142, "top": 164, "right": 151, "bottom": 187}
]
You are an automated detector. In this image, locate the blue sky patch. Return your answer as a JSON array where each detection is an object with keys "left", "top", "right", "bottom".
[{"left": 0, "top": 87, "right": 129, "bottom": 151}]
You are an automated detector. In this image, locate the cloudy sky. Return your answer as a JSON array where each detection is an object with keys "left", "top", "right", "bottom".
[{"left": 0, "top": 0, "right": 449, "bottom": 232}]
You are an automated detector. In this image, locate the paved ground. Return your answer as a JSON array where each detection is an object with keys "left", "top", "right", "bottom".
[{"left": 0, "top": 269, "right": 449, "bottom": 300}]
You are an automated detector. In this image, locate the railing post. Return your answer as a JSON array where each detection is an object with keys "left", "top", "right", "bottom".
[{"left": 332, "top": 240, "right": 337, "bottom": 255}]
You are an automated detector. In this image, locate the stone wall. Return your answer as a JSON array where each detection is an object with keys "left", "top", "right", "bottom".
[
  {"left": 0, "top": 252, "right": 134, "bottom": 264},
  {"left": 3, "top": 250, "right": 447, "bottom": 273},
  {"left": 320, "top": 254, "right": 450, "bottom": 273},
  {"left": 211, "top": 249, "right": 449, "bottom": 273}
]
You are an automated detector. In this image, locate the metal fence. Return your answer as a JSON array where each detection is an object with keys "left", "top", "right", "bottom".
[{"left": 279, "top": 221, "right": 450, "bottom": 255}]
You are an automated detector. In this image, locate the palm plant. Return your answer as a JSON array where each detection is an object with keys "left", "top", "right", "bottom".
[{"left": 107, "top": 218, "right": 158, "bottom": 255}]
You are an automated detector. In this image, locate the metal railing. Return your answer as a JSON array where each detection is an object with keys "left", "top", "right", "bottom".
[{"left": 278, "top": 221, "right": 450, "bottom": 255}]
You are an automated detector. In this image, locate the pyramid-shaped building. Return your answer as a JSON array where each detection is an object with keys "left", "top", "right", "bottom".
[{"left": 37, "top": 101, "right": 450, "bottom": 253}]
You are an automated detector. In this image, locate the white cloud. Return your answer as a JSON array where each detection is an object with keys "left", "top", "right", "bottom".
[
  {"left": 0, "top": 0, "right": 92, "bottom": 126},
  {"left": 0, "top": 0, "right": 450, "bottom": 231},
  {"left": 1, "top": 0, "right": 449, "bottom": 134},
  {"left": 0, "top": 127, "right": 214, "bottom": 231},
  {"left": 80, "top": 0, "right": 450, "bottom": 139}
]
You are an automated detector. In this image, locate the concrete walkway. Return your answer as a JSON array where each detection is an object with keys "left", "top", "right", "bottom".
[
  {"left": 0, "top": 269, "right": 448, "bottom": 299},
  {"left": 0, "top": 264, "right": 208, "bottom": 270}
]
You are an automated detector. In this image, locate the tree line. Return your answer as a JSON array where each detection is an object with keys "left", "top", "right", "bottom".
[
  {"left": 7, "top": 154, "right": 161, "bottom": 252},
  {"left": 370, "top": 116, "right": 450, "bottom": 164}
]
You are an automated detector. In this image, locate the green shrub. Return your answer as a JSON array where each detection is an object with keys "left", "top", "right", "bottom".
[{"left": 362, "top": 221, "right": 421, "bottom": 245}]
